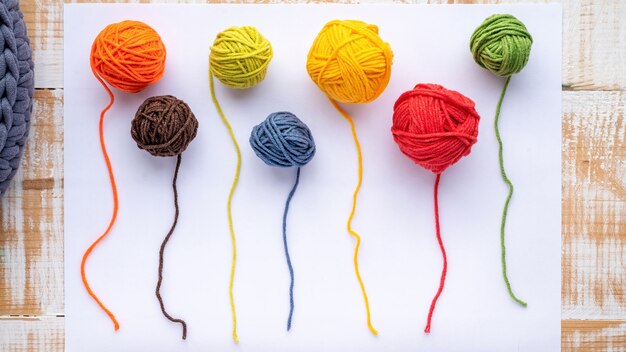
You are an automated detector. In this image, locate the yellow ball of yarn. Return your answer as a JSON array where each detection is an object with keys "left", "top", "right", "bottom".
[
  {"left": 210, "top": 26, "right": 273, "bottom": 89},
  {"left": 306, "top": 20, "right": 393, "bottom": 104}
]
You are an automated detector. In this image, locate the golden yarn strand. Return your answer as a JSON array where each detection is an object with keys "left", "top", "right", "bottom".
[
  {"left": 209, "top": 72, "right": 240, "bottom": 343},
  {"left": 208, "top": 26, "right": 273, "bottom": 343},
  {"left": 306, "top": 19, "right": 392, "bottom": 335},
  {"left": 330, "top": 99, "right": 378, "bottom": 336}
]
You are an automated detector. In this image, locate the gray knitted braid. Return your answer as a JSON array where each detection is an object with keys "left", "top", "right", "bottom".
[{"left": 0, "top": 0, "right": 34, "bottom": 195}]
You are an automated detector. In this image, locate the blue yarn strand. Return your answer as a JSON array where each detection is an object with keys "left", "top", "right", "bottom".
[
  {"left": 249, "top": 112, "right": 314, "bottom": 331},
  {"left": 284, "top": 167, "right": 301, "bottom": 331}
]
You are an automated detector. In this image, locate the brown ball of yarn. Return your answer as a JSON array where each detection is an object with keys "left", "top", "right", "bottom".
[{"left": 131, "top": 95, "right": 198, "bottom": 157}]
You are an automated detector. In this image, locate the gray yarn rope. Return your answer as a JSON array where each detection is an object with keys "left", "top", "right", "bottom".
[
  {"left": 250, "top": 111, "right": 315, "bottom": 331},
  {"left": 0, "top": 0, "right": 34, "bottom": 195}
]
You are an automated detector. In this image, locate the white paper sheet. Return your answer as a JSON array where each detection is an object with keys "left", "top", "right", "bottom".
[{"left": 64, "top": 4, "right": 561, "bottom": 351}]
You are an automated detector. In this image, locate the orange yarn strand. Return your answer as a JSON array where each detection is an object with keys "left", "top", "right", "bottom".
[
  {"left": 82, "top": 20, "right": 166, "bottom": 331},
  {"left": 80, "top": 71, "right": 120, "bottom": 331}
]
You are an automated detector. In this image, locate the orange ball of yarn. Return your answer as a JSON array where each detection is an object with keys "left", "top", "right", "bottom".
[
  {"left": 392, "top": 84, "right": 480, "bottom": 174},
  {"left": 90, "top": 20, "right": 166, "bottom": 93}
]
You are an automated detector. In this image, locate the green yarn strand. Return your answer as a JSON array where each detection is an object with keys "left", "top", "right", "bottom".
[
  {"left": 495, "top": 76, "right": 527, "bottom": 307},
  {"left": 471, "top": 12, "right": 532, "bottom": 307}
]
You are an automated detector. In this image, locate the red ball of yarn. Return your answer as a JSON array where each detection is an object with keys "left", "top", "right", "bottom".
[{"left": 391, "top": 84, "right": 480, "bottom": 174}]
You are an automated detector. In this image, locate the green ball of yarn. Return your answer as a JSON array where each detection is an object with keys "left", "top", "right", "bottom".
[
  {"left": 209, "top": 26, "right": 273, "bottom": 89},
  {"left": 470, "top": 14, "right": 533, "bottom": 77}
]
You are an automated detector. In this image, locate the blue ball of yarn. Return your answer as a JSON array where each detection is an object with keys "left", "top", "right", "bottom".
[{"left": 250, "top": 111, "right": 316, "bottom": 168}]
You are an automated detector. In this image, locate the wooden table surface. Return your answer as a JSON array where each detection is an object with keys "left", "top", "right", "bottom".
[{"left": 0, "top": 0, "right": 624, "bottom": 350}]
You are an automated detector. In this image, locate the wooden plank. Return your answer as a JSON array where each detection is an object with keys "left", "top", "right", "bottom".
[
  {"left": 563, "top": 320, "right": 626, "bottom": 351},
  {"left": 2, "top": 0, "right": 625, "bottom": 350},
  {"left": 562, "top": 90, "right": 626, "bottom": 320},
  {"left": 21, "top": 1, "right": 62, "bottom": 90},
  {"left": 562, "top": 0, "right": 626, "bottom": 91},
  {"left": 0, "top": 90, "right": 64, "bottom": 316},
  {"left": 0, "top": 317, "right": 64, "bottom": 352}
]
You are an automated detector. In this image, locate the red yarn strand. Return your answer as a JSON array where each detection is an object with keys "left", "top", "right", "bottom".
[
  {"left": 391, "top": 84, "right": 478, "bottom": 334},
  {"left": 424, "top": 173, "right": 447, "bottom": 334}
]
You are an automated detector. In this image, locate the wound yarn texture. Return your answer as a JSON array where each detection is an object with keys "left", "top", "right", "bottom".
[
  {"left": 471, "top": 13, "right": 532, "bottom": 307},
  {"left": 392, "top": 83, "right": 480, "bottom": 333},
  {"left": 306, "top": 19, "right": 393, "bottom": 336},
  {"left": 470, "top": 14, "right": 532, "bottom": 77},
  {"left": 91, "top": 20, "right": 166, "bottom": 93},
  {"left": 132, "top": 95, "right": 198, "bottom": 157},
  {"left": 132, "top": 95, "right": 198, "bottom": 340},
  {"left": 306, "top": 20, "right": 393, "bottom": 104},
  {"left": 392, "top": 84, "right": 479, "bottom": 174},
  {"left": 250, "top": 111, "right": 316, "bottom": 168},
  {"left": 250, "top": 111, "right": 315, "bottom": 331},
  {"left": 0, "top": 0, "right": 34, "bottom": 195},
  {"left": 210, "top": 26, "right": 273, "bottom": 89},
  {"left": 209, "top": 25, "right": 273, "bottom": 343},
  {"left": 82, "top": 20, "right": 166, "bottom": 332}
]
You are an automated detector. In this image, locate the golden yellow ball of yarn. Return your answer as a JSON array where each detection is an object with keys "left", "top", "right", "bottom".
[
  {"left": 209, "top": 26, "right": 273, "bottom": 89},
  {"left": 306, "top": 20, "right": 393, "bottom": 104}
]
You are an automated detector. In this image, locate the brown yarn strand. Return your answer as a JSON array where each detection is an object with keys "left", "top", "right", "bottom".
[
  {"left": 155, "top": 154, "right": 188, "bottom": 340},
  {"left": 132, "top": 95, "right": 198, "bottom": 341}
]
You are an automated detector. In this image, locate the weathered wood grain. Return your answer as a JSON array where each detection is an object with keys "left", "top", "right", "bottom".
[
  {"left": 21, "top": 1, "right": 62, "bottom": 91},
  {"left": 563, "top": 90, "right": 625, "bottom": 320},
  {"left": 0, "top": 90, "right": 64, "bottom": 317},
  {"left": 0, "top": 317, "right": 64, "bottom": 351},
  {"left": 562, "top": 0, "right": 626, "bottom": 91},
  {"left": 563, "top": 320, "right": 626, "bottom": 352},
  {"left": 1, "top": 0, "right": 625, "bottom": 350}
]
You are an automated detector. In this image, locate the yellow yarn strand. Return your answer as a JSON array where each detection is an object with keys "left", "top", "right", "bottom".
[
  {"left": 208, "top": 26, "right": 273, "bottom": 343},
  {"left": 209, "top": 72, "right": 240, "bottom": 343},
  {"left": 330, "top": 99, "right": 378, "bottom": 336},
  {"left": 306, "top": 19, "right": 391, "bottom": 336}
]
